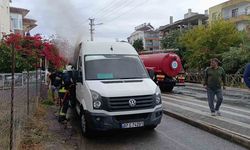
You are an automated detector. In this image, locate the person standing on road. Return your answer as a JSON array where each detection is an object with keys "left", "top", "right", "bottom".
[
  {"left": 204, "top": 58, "right": 226, "bottom": 116},
  {"left": 243, "top": 63, "right": 250, "bottom": 88}
]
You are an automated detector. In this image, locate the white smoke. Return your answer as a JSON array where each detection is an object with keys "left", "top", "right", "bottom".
[{"left": 30, "top": 0, "right": 89, "bottom": 63}]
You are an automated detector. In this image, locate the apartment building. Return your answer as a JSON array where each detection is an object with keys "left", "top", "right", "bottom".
[
  {"left": 159, "top": 9, "right": 208, "bottom": 39},
  {"left": 10, "top": 7, "right": 37, "bottom": 35},
  {"left": 128, "top": 23, "right": 160, "bottom": 51},
  {"left": 209, "top": 0, "right": 250, "bottom": 31},
  {"left": 0, "top": 0, "right": 37, "bottom": 39},
  {"left": 0, "top": 0, "right": 11, "bottom": 39}
]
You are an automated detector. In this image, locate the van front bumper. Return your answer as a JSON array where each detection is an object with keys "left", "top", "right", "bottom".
[{"left": 85, "top": 108, "right": 163, "bottom": 131}]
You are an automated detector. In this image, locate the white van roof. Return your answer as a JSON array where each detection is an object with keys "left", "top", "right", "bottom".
[{"left": 81, "top": 42, "right": 138, "bottom": 55}]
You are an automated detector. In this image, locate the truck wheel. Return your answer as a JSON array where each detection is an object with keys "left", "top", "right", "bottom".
[
  {"left": 80, "top": 112, "right": 92, "bottom": 137},
  {"left": 159, "top": 83, "right": 174, "bottom": 92},
  {"left": 164, "top": 85, "right": 174, "bottom": 92}
]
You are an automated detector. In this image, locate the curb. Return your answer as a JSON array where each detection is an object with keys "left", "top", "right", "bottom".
[{"left": 163, "top": 109, "right": 250, "bottom": 149}]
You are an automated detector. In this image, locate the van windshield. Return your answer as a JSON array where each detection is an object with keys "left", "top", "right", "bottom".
[{"left": 85, "top": 55, "right": 149, "bottom": 80}]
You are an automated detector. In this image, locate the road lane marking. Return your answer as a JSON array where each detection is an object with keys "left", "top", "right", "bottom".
[
  {"left": 162, "top": 101, "right": 250, "bottom": 129},
  {"left": 163, "top": 94, "right": 250, "bottom": 115}
]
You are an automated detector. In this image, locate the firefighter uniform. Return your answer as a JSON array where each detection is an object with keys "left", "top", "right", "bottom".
[{"left": 58, "top": 71, "right": 73, "bottom": 123}]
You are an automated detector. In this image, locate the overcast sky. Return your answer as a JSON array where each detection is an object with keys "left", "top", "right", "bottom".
[{"left": 11, "top": 0, "right": 227, "bottom": 43}]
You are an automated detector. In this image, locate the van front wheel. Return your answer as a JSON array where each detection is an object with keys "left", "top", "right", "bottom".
[
  {"left": 80, "top": 112, "right": 92, "bottom": 137},
  {"left": 146, "top": 125, "right": 157, "bottom": 130}
]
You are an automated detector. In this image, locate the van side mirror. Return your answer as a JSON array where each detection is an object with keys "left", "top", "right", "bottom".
[
  {"left": 78, "top": 71, "right": 83, "bottom": 83},
  {"left": 71, "top": 70, "right": 82, "bottom": 83},
  {"left": 148, "top": 69, "right": 155, "bottom": 80},
  {"left": 71, "top": 70, "right": 78, "bottom": 83}
]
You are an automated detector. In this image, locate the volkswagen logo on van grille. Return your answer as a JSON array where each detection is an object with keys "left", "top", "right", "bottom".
[{"left": 129, "top": 99, "right": 136, "bottom": 107}]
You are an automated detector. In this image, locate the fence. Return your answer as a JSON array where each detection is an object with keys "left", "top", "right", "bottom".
[
  {"left": 0, "top": 70, "right": 47, "bottom": 149},
  {"left": 0, "top": 71, "right": 46, "bottom": 89},
  {"left": 185, "top": 72, "right": 244, "bottom": 87}
]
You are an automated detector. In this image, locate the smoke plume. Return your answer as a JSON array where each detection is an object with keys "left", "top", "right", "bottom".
[{"left": 30, "top": 0, "right": 89, "bottom": 63}]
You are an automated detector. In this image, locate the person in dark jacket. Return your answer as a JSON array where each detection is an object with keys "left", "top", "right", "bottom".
[
  {"left": 204, "top": 58, "right": 226, "bottom": 116},
  {"left": 243, "top": 63, "right": 250, "bottom": 88},
  {"left": 49, "top": 70, "right": 63, "bottom": 104},
  {"left": 58, "top": 70, "right": 74, "bottom": 123}
]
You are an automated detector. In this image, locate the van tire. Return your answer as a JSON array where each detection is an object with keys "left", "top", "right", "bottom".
[
  {"left": 80, "top": 111, "right": 92, "bottom": 137},
  {"left": 146, "top": 125, "right": 157, "bottom": 130}
]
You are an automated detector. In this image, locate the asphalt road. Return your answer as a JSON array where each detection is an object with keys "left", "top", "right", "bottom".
[
  {"left": 173, "top": 83, "right": 250, "bottom": 109},
  {"left": 75, "top": 115, "right": 246, "bottom": 150}
]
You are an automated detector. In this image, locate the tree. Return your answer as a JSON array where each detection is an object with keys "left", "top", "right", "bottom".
[
  {"left": 0, "top": 33, "right": 66, "bottom": 73},
  {"left": 133, "top": 39, "right": 144, "bottom": 52},
  {"left": 161, "top": 30, "right": 182, "bottom": 49},
  {"left": 179, "top": 20, "right": 242, "bottom": 71},
  {"left": 222, "top": 33, "right": 250, "bottom": 74}
]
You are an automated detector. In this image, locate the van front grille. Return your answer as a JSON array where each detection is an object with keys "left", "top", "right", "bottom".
[{"left": 102, "top": 95, "right": 155, "bottom": 112}]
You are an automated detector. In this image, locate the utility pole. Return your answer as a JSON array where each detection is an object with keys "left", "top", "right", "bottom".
[
  {"left": 89, "top": 18, "right": 103, "bottom": 41},
  {"left": 89, "top": 18, "right": 94, "bottom": 41}
]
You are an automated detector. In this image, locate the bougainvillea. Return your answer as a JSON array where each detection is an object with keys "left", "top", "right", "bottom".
[{"left": 1, "top": 33, "right": 66, "bottom": 70}]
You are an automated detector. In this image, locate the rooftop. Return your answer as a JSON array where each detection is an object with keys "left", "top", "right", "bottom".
[
  {"left": 23, "top": 18, "right": 37, "bottom": 30},
  {"left": 159, "top": 14, "right": 208, "bottom": 31},
  {"left": 10, "top": 7, "right": 29, "bottom": 17}
]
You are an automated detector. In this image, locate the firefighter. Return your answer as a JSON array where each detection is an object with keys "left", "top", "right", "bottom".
[
  {"left": 58, "top": 69, "right": 74, "bottom": 123},
  {"left": 49, "top": 69, "right": 63, "bottom": 105}
]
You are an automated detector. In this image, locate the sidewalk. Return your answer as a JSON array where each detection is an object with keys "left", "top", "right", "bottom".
[
  {"left": 184, "top": 82, "right": 250, "bottom": 99},
  {"left": 162, "top": 93, "right": 250, "bottom": 149}
]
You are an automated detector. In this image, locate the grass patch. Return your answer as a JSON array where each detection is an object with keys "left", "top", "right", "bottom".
[
  {"left": 41, "top": 99, "right": 54, "bottom": 106},
  {"left": 41, "top": 89, "right": 55, "bottom": 106},
  {"left": 18, "top": 104, "right": 49, "bottom": 150}
]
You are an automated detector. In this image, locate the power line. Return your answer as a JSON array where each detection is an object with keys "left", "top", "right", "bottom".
[
  {"left": 91, "top": 0, "right": 121, "bottom": 18},
  {"left": 96, "top": 0, "right": 135, "bottom": 21},
  {"left": 81, "top": 0, "right": 123, "bottom": 25},
  {"left": 102, "top": 0, "right": 150, "bottom": 24}
]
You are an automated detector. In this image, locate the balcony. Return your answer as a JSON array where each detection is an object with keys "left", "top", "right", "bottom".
[
  {"left": 224, "top": 11, "right": 250, "bottom": 22},
  {"left": 144, "top": 34, "right": 159, "bottom": 39},
  {"left": 145, "top": 43, "right": 160, "bottom": 47}
]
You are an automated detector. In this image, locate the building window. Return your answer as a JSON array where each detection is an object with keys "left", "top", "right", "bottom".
[
  {"left": 212, "top": 12, "right": 217, "bottom": 20},
  {"left": 232, "top": 8, "right": 238, "bottom": 17},
  {"left": 10, "top": 13, "right": 23, "bottom": 30}
]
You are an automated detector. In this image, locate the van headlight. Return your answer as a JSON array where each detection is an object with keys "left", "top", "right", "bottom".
[
  {"left": 155, "top": 87, "right": 162, "bottom": 105},
  {"left": 155, "top": 92, "right": 161, "bottom": 104},
  {"left": 91, "top": 91, "right": 102, "bottom": 109}
]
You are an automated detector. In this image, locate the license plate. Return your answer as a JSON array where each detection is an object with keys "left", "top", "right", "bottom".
[{"left": 121, "top": 121, "right": 144, "bottom": 128}]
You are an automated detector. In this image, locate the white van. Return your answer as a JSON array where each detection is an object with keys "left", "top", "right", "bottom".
[{"left": 73, "top": 42, "right": 162, "bottom": 136}]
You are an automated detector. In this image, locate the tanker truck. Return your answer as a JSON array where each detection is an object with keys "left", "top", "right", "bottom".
[{"left": 140, "top": 51, "right": 184, "bottom": 92}]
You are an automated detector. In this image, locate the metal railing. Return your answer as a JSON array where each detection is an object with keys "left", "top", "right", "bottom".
[
  {"left": 185, "top": 72, "right": 244, "bottom": 87},
  {"left": 224, "top": 11, "right": 250, "bottom": 20},
  {"left": 0, "top": 71, "right": 45, "bottom": 89}
]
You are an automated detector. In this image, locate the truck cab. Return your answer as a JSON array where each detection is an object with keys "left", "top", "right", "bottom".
[{"left": 74, "top": 42, "right": 162, "bottom": 136}]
